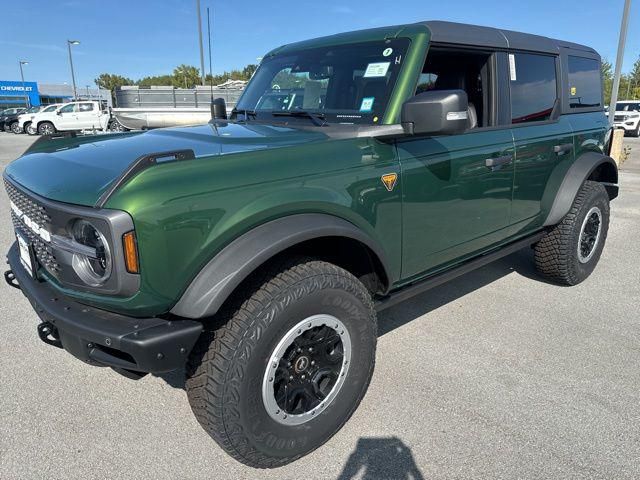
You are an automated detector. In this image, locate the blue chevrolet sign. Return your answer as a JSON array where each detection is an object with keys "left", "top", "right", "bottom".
[{"left": 0, "top": 80, "right": 40, "bottom": 106}]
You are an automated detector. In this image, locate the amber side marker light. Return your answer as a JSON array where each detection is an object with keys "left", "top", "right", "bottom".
[{"left": 123, "top": 231, "right": 140, "bottom": 274}]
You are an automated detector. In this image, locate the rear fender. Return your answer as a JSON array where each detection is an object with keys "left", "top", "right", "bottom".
[{"left": 543, "top": 152, "right": 618, "bottom": 227}]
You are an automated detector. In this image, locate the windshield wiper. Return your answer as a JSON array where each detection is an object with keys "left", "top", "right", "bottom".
[{"left": 271, "top": 110, "right": 327, "bottom": 127}]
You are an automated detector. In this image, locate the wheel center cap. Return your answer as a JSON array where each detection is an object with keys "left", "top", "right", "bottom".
[{"left": 294, "top": 356, "right": 310, "bottom": 373}]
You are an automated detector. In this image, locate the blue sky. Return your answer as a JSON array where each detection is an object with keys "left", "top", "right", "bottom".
[{"left": 0, "top": 0, "right": 637, "bottom": 87}]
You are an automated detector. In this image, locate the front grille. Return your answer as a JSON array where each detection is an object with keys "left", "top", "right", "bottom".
[
  {"left": 614, "top": 115, "right": 625, "bottom": 122},
  {"left": 5, "top": 179, "right": 61, "bottom": 273}
]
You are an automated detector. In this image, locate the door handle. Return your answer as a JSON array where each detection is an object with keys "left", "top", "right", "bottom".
[
  {"left": 485, "top": 155, "right": 512, "bottom": 170},
  {"left": 553, "top": 143, "right": 574, "bottom": 156}
]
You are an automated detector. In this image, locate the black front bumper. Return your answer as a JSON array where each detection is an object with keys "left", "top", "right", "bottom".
[{"left": 6, "top": 243, "right": 203, "bottom": 374}]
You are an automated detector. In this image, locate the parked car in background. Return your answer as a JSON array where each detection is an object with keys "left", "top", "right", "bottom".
[
  {"left": 607, "top": 100, "right": 640, "bottom": 137},
  {"left": 14, "top": 105, "right": 47, "bottom": 134},
  {"left": 0, "top": 108, "right": 27, "bottom": 131},
  {"left": 26, "top": 104, "right": 64, "bottom": 135},
  {"left": 32, "top": 101, "right": 110, "bottom": 135}
]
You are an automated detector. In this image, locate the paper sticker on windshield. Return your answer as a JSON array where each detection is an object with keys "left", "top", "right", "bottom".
[
  {"left": 571, "top": 86, "right": 577, "bottom": 96},
  {"left": 364, "top": 62, "right": 390, "bottom": 78},
  {"left": 360, "top": 97, "right": 375, "bottom": 112},
  {"left": 383, "top": 47, "right": 393, "bottom": 57}
]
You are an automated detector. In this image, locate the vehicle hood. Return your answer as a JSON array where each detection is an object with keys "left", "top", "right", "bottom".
[{"left": 4, "top": 122, "right": 328, "bottom": 206}]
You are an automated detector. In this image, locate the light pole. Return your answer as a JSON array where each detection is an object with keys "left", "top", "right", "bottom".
[
  {"left": 18, "top": 60, "right": 29, "bottom": 107},
  {"left": 67, "top": 40, "right": 80, "bottom": 100},
  {"left": 609, "top": 0, "right": 631, "bottom": 126}
]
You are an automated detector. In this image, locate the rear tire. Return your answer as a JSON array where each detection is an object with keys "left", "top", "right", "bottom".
[
  {"left": 10, "top": 121, "right": 20, "bottom": 134},
  {"left": 534, "top": 180, "right": 609, "bottom": 285},
  {"left": 38, "top": 122, "right": 56, "bottom": 136},
  {"left": 185, "top": 257, "right": 377, "bottom": 468}
]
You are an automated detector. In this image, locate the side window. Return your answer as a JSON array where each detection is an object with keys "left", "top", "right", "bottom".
[
  {"left": 59, "top": 104, "right": 76, "bottom": 113},
  {"left": 78, "top": 103, "right": 94, "bottom": 112},
  {"left": 509, "top": 53, "right": 557, "bottom": 124},
  {"left": 417, "top": 48, "right": 494, "bottom": 128},
  {"left": 568, "top": 56, "right": 602, "bottom": 109}
]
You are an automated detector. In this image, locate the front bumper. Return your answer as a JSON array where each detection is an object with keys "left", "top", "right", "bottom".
[
  {"left": 6, "top": 243, "right": 203, "bottom": 374},
  {"left": 613, "top": 121, "right": 639, "bottom": 132}
]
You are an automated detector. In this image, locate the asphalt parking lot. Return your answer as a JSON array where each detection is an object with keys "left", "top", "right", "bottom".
[{"left": 1, "top": 132, "right": 639, "bottom": 479}]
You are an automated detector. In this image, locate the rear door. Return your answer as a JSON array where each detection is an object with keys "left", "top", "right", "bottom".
[
  {"left": 75, "top": 102, "right": 101, "bottom": 129},
  {"left": 508, "top": 52, "right": 574, "bottom": 228}
]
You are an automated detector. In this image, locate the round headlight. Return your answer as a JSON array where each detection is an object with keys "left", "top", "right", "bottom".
[{"left": 71, "top": 220, "right": 112, "bottom": 286}]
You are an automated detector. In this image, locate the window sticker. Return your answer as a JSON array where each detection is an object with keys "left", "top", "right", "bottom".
[
  {"left": 383, "top": 47, "right": 393, "bottom": 57},
  {"left": 364, "top": 62, "right": 391, "bottom": 78},
  {"left": 570, "top": 86, "right": 577, "bottom": 96},
  {"left": 360, "top": 97, "right": 375, "bottom": 112},
  {"left": 508, "top": 54, "right": 517, "bottom": 81}
]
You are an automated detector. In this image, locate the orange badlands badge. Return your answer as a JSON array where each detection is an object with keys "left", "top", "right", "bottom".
[{"left": 381, "top": 173, "right": 398, "bottom": 192}]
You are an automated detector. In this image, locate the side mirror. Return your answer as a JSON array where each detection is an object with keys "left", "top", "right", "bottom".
[
  {"left": 56, "top": 110, "right": 62, "bottom": 116},
  {"left": 401, "top": 90, "right": 469, "bottom": 136},
  {"left": 211, "top": 97, "right": 228, "bottom": 120}
]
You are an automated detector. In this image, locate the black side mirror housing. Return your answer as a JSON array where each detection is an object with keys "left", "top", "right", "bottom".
[
  {"left": 401, "top": 90, "right": 469, "bottom": 136},
  {"left": 211, "top": 97, "right": 228, "bottom": 120}
]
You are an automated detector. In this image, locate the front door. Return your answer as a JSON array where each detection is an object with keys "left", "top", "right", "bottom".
[
  {"left": 55, "top": 103, "right": 77, "bottom": 130},
  {"left": 397, "top": 129, "right": 514, "bottom": 280},
  {"left": 396, "top": 47, "right": 515, "bottom": 281}
]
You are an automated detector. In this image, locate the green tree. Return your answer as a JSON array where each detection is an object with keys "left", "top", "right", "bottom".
[
  {"left": 137, "top": 75, "right": 174, "bottom": 87},
  {"left": 626, "top": 55, "right": 640, "bottom": 99},
  {"left": 94, "top": 73, "right": 134, "bottom": 102},
  {"left": 601, "top": 59, "right": 613, "bottom": 104},
  {"left": 172, "top": 65, "right": 201, "bottom": 89}
]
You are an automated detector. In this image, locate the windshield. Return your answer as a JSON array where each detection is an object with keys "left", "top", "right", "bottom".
[
  {"left": 235, "top": 39, "right": 411, "bottom": 125},
  {"left": 25, "top": 106, "right": 41, "bottom": 114},
  {"left": 43, "top": 105, "right": 59, "bottom": 112},
  {"left": 616, "top": 102, "right": 640, "bottom": 112}
]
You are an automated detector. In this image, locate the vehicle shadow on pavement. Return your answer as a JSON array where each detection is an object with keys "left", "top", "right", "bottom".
[
  {"left": 337, "top": 436, "right": 425, "bottom": 480},
  {"left": 378, "top": 247, "right": 548, "bottom": 337},
  {"left": 155, "top": 247, "right": 547, "bottom": 389}
]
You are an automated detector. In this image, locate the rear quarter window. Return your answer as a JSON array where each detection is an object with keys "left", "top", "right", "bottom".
[{"left": 568, "top": 56, "right": 602, "bottom": 109}]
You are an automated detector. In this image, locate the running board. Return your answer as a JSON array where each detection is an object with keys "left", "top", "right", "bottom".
[{"left": 375, "top": 232, "right": 546, "bottom": 311}]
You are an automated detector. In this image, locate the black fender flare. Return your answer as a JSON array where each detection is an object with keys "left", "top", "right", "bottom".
[
  {"left": 170, "top": 213, "right": 392, "bottom": 319},
  {"left": 543, "top": 152, "right": 618, "bottom": 227}
]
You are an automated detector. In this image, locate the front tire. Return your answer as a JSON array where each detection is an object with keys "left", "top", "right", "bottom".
[
  {"left": 534, "top": 180, "right": 610, "bottom": 285},
  {"left": 10, "top": 121, "right": 20, "bottom": 134},
  {"left": 185, "top": 257, "right": 377, "bottom": 468},
  {"left": 38, "top": 122, "right": 56, "bottom": 136}
]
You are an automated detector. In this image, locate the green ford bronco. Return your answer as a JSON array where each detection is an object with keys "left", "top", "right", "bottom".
[{"left": 4, "top": 21, "right": 618, "bottom": 468}]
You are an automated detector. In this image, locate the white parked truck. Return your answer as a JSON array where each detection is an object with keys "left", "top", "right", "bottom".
[{"left": 32, "top": 101, "right": 111, "bottom": 135}]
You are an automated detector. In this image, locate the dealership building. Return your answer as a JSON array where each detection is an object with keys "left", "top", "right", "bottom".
[{"left": 0, "top": 80, "right": 111, "bottom": 109}]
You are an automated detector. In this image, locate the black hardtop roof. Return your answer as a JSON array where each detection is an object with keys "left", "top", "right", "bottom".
[{"left": 421, "top": 20, "right": 598, "bottom": 56}]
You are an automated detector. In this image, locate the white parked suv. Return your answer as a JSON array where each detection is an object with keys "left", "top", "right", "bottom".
[
  {"left": 609, "top": 101, "right": 640, "bottom": 137},
  {"left": 33, "top": 101, "right": 110, "bottom": 135},
  {"left": 15, "top": 105, "right": 52, "bottom": 134},
  {"left": 26, "top": 104, "right": 64, "bottom": 135}
]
